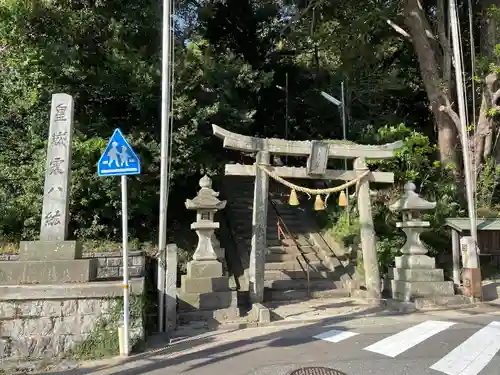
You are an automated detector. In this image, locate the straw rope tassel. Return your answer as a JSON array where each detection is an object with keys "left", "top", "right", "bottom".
[
  {"left": 289, "top": 189, "right": 299, "bottom": 206},
  {"left": 338, "top": 190, "right": 348, "bottom": 207}
]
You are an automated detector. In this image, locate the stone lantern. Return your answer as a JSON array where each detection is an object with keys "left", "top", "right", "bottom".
[
  {"left": 179, "top": 175, "right": 238, "bottom": 318},
  {"left": 185, "top": 175, "right": 226, "bottom": 261},
  {"left": 389, "top": 182, "right": 454, "bottom": 301}
]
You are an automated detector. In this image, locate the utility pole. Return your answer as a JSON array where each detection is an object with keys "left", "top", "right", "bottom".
[
  {"left": 276, "top": 72, "right": 290, "bottom": 163},
  {"left": 158, "top": 0, "right": 172, "bottom": 333},
  {"left": 320, "top": 82, "right": 350, "bottom": 223},
  {"left": 285, "top": 72, "right": 289, "bottom": 141},
  {"left": 449, "top": 0, "right": 478, "bottom": 245}
]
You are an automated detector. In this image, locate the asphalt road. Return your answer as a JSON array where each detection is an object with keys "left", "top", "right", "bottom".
[{"left": 43, "top": 305, "right": 500, "bottom": 375}]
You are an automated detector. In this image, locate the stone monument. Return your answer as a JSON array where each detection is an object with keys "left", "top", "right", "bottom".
[
  {"left": 0, "top": 93, "right": 97, "bottom": 284},
  {"left": 178, "top": 175, "right": 239, "bottom": 323},
  {"left": 389, "top": 182, "right": 454, "bottom": 301}
]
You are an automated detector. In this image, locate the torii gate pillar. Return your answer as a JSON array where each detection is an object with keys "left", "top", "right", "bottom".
[
  {"left": 355, "top": 157, "right": 381, "bottom": 298},
  {"left": 249, "top": 151, "right": 270, "bottom": 302}
]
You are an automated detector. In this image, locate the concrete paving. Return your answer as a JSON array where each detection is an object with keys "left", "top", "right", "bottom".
[{"left": 39, "top": 302, "right": 500, "bottom": 375}]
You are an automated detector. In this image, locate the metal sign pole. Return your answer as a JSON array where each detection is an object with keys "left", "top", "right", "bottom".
[
  {"left": 97, "top": 127, "right": 140, "bottom": 356},
  {"left": 121, "top": 175, "right": 130, "bottom": 356}
]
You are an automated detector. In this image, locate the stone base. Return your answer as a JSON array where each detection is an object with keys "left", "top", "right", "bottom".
[
  {"left": 179, "top": 259, "right": 237, "bottom": 326},
  {"left": 186, "top": 260, "right": 223, "bottom": 278},
  {"left": 250, "top": 303, "right": 271, "bottom": 323},
  {"left": 0, "top": 259, "right": 97, "bottom": 285},
  {"left": 19, "top": 240, "right": 82, "bottom": 261},
  {"left": 395, "top": 254, "right": 435, "bottom": 269},
  {"left": 180, "top": 275, "right": 229, "bottom": 294},
  {"left": 390, "top": 268, "right": 444, "bottom": 281},
  {"left": 178, "top": 306, "right": 241, "bottom": 324},
  {"left": 391, "top": 280, "right": 455, "bottom": 301},
  {"left": 178, "top": 290, "right": 237, "bottom": 311}
]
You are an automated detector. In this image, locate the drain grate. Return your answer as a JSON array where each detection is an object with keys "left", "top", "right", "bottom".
[{"left": 289, "top": 367, "right": 347, "bottom": 375}]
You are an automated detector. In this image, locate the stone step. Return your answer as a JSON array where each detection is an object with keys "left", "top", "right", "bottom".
[
  {"left": 266, "top": 251, "right": 323, "bottom": 263},
  {"left": 231, "top": 225, "right": 310, "bottom": 239},
  {"left": 229, "top": 205, "right": 253, "bottom": 211},
  {"left": 232, "top": 225, "right": 310, "bottom": 234},
  {"left": 268, "top": 238, "right": 313, "bottom": 247},
  {"left": 230, "top": 240, "right": 298, "bottom": 249},
  {"left": 264, "top": 288, "right": 350, "bottom": 302},
  {"left": 230, "top": 237, "right": 290, "bottom": 246},
  {"left": 264, "top": 269, "right": 342, "bottom": 281},
  {"left": 229, "top": 204, "right": 299, "bottom": 213},
  {"left": 267, "top": 245, "right": 317, "bottom": 254},
  {"left": 267, "top": 209, "right": 305, "bottom": 215},
  {"left": 232, "top": 225, "right": 307, "bottom": 232},
  {"left": 229, "top": 215, "right": 302, "bottom": 225},
  {"left": 264, "top": 261, "right": 328, "bottom": 272},
  {"left": 264, "top": 279, "right": 344, "bottom": 290},
  {"left": 231, "top": 234, "right": 311, "bottom": 244},
  {"left": 280, "top": 237, "right": 314, "bottom": 246}
]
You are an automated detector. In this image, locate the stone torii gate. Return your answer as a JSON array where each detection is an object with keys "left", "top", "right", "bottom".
[{"left": 213, "top": 125, "right": 402, "bottom": 302}]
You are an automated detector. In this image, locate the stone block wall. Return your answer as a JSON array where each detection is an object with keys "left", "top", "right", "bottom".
[
  {"left": 0, "top": 250, "right": 145, "bottom": 280},
  {"left": 0, "top": 281, "right": 144, "bottom": 361},
  {"left": 84, "top": 251, "right": 145, "bottom": 279}
]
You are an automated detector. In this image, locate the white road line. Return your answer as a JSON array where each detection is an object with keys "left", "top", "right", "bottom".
[
  {"left": 363, "top": 320, "right": 456, "bottom": 358},
  {"left": 430, "top": 321, "right": 500, "bottom": 375},
  {"left": 313, "top": 329, "right": 359, "bottom": 343}
]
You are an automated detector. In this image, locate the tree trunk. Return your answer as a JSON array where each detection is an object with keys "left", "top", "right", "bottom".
[
  {"left": 403, "top": 0, "right": 460, "bottom": 166},
  {"left": 473, "top": 1, "right": 500, "bottom": 171}
]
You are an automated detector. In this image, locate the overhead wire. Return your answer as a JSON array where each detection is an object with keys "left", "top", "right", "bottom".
[{"left": 455, "top": 0, "right": 477, "bottom": 211}]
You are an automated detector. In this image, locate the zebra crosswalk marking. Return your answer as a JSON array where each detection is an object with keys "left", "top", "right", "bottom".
[
  {"left": 312, "top": 319, "right": 500, "bottom": 374},
  {"left": 363, "top": 320, "right": 456, "bottom": 358},
  {"left": 313, "top": 329, "right": 359, "bottom": 343},
  {"left": 430, "top": 321, "right": 500, "bottom": 375}
]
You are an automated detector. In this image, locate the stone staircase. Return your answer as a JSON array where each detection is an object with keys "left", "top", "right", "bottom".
[{"left": 220, "top": 175, "right": 353, "bottom": 302}]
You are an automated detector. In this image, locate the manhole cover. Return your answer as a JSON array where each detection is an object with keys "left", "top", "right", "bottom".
[{"left": 290, "top": 367, "right": 347, "bottom": 375}]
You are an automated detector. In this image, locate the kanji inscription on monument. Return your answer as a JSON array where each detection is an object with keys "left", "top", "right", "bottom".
[{"left": 40, "top": 93, "right": 74, "bottom": 241}]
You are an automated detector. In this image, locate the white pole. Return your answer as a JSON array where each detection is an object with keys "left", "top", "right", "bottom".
[
  {"left": 121, "top": 175, "right": 130, "bottom": 356},
  {"left": 341, "top": 81, "right": 349, "bottom": 224},
  {"left": 158, "top": 0, "right": 172, "bottom": 333},
  {"left": 449, "top": 0, "right": 478, "bottom": 245}
]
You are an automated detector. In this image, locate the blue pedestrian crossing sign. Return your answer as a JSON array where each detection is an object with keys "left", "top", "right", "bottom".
[{"left": 98, "top": 128, "right": 141, "bottom": 176}]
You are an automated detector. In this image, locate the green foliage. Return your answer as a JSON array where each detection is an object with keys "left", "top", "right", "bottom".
[
  {"left": 376, "top": 235, "right": 405, "bottom": 277},
  {"left": 0, "top": 0, "right": 272, "bottom": 246},
  {"left": 68, "top": 295, "right": 145, "bottom": 360},
  {"left": 328, "top": 208, "right": 359, "bottom": 248},
  {"left": 476, "top": 157, "right": 500, "bottom": 215}
]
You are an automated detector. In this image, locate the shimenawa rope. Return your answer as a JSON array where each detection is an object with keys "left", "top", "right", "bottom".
[
  {"left": 256, "top": 164, "right": 370, "bottom": 208},
  {"left": 256, "top": 164, "right": 370, "bottom": 195}
]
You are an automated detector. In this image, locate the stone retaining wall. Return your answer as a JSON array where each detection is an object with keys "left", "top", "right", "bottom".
[
  {"left": 0, "top": 280, "right": 144, "bottom": 361},
  {"left": 0, "top": 251, "right": 145, "bottom": 279}
]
